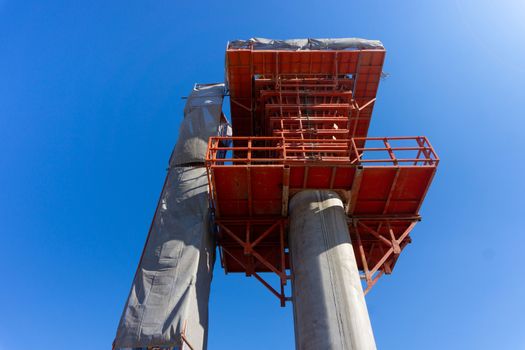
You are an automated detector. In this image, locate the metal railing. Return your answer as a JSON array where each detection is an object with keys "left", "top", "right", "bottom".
[
  {"left": 350, "top": 136, "right": 438, "bottom": 166},
  {"left": 206, "top": 136, "right": 439, "bottom": 167}
]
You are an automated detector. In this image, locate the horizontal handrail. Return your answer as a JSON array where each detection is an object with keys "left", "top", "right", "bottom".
[{"left": 206, "top": 136, "right": 439, "bottom": 167}]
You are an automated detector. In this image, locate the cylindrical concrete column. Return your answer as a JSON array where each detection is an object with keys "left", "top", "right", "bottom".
[{"left": 289, "top": 190, "right": 376, "bottom": 350}]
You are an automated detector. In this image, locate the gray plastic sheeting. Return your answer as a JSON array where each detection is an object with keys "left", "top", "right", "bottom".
[
  {"left": 171, "top": 83, "right": 231, "bottom": 166},
  {"left": 228, "top": 37, "right": 384, "bottom": 51},
  {"left": 114, "top": 167, "right": 213, "bottom": 350},
  {"left": 114, "top": 83, "right": 229, "bottom": 350}
]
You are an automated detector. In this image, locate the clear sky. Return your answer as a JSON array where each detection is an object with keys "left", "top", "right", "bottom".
[{"left": 1, "top": 1, "right": 524, "bottom": 349}]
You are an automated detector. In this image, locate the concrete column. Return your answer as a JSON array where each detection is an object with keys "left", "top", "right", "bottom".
[{"left": 288, "top": 190, "right": 376, "bottom": 350}]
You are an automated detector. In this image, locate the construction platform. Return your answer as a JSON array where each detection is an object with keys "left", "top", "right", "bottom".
[
  {"left": 206, "top": 136, "right": 438, "bottom": 304},
  {"left": 226, "top": 41, "right": 385, "bottom": 140},
  {"left": 206, "top": 39, "right": 439, "bottom": 305}
]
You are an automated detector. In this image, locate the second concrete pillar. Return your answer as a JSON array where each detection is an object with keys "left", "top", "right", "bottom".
[{"left": 288, "top": 190, "right": 376, "bottom": 350}]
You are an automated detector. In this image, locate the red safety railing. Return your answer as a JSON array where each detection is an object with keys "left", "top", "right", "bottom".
[
  {"left": 350, "top": 136, "right": 439, "bottom": 166},
  {"left": 206, "top": 137, "right": 285, "bottom": 165},
  {"left": 206, "top": 136, "right": 439, "bottom": 167}
]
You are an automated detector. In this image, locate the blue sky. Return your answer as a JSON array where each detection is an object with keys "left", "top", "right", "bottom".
[{"left": 1, "top": 1, "right": 524, "bottom": 349}]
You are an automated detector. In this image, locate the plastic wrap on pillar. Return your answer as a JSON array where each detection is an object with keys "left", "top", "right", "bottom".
[
  {"left": 114, "top": 167, "right": 213, "bottom": 350},
  {"left": 170, "top": 83, "right": 231, "bottom": 166},
  {"left": 289, "top": 190, "right": 377, "bottom": 350},
  {"left": 114, "top": 82, "right": 231, "bottom": 350}
]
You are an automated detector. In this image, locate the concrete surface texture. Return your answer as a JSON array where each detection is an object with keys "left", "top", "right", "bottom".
[{"left": 288, "top": 190, "right": 376, "bottom": 350}]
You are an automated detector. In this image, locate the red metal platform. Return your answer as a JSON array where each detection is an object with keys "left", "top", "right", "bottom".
[
  {"left": 206, "top": 136, "right": 438, "bottom": 304},
  {"left": 227, "top": 43, "right": 385, "bottom": 139},
  {"left": 207, "top": 42, "right": 439, "bottom": 305}
]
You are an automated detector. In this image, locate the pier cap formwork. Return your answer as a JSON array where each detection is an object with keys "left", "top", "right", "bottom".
[{"left": 206, "top": 38, "right": 438, "bottom": 305}]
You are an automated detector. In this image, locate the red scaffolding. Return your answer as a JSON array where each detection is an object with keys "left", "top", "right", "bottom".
[{"left": 206, "top": 42, "right": 438, "bottom": 305}]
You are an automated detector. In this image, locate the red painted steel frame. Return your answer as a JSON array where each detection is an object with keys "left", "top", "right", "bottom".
[
  {"left": 216, "top": 218, "right": 290, "bottom": 306},
  {"left": 208, "top": 43, "right": 439, "bottom": 304},
  {"left": 227, "top": 45, "right": 385, "bottom": 139},
  {"left": 206, "top": 136, "right": 438, "bottom": 301}
]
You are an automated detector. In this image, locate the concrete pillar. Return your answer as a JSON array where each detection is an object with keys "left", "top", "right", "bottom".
[{"left": 288, "top": 190, "right": 376, "bottom": 350}]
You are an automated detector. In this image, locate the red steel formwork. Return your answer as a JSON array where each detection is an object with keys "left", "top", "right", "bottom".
[
  {"left": 206, "top": 42, "right": 439, "bottom": 305},
  {"left": 227, "top": 44, "right": 384, "bottom": 140}
]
